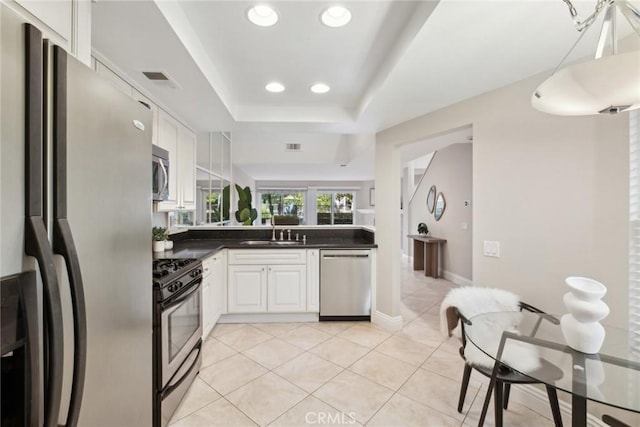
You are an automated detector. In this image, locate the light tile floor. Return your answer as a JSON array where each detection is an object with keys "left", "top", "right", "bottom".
[{"left": 169, "top": 259, "right": 555, "bottom": 427}]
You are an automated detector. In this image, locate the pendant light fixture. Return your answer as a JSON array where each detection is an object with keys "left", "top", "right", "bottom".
[{"left": 531, "top": 0, "right": 640, "bottom": 116}]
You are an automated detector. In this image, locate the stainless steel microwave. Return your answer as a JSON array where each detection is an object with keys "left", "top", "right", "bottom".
[{"left": 152, "top": 145, "right": 169, "bottom": 201}]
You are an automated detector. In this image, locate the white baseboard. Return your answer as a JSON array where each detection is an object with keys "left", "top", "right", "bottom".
[
  {"left": 218, "top": 313, "right": 319, "bottom": 323},
  {"left": 509, "top": 385, "right": 605, "bottom": 427},
  {"left": 371, "top": 310, "right": 403, "bottom": 332},
  {"left": 441, "top": 270, "right": 472, "bottom": 287}
]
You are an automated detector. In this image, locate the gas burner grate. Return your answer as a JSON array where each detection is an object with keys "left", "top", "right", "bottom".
[{"left": 152, "top": 258, "right": 196, "bottom": 280}]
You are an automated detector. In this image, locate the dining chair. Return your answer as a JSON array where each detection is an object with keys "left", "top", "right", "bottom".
[{"left": 440, "top": 287, "right": 564, "bottom": 426}]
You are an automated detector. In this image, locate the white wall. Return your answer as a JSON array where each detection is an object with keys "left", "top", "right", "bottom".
[
  {"left": 376, "top": 71, "right": 629, "bottom": 329},
  {"left": 408, "top": 143, "right": 472, "bottom": 281}
]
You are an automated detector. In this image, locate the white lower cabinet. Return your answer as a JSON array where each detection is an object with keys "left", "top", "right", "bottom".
[
  {"left": 211, "top": 250, "right": 228, "bottom": 321},
  {"left": 227, "top": 249, "right": 314, "bottom": 314},
  {"left": 267, "top": 265, "right": 306, "bottom": 312},
  {"left": 202, "top": 250, "right": 227, "bottom": 339},
  {"left": 228, "top": 265, "right": 268, "bottom": 313},
  {"left": 306, "top": 249, "right": 320, "bottom": 313}
]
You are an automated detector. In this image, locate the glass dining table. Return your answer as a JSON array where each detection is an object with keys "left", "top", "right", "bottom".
[{"left": 464, "top": 311, "right": 640, "bottom": 427}]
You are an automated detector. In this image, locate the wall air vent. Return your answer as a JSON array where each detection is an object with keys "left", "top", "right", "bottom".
[
  {"left": 285, "top": 143, "right": 302, "bottom": 152},
  {"left": 142, "top": 71, "right": 181, "bottom": 89}
]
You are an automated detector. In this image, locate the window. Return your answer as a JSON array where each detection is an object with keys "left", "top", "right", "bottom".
[
  {"left": 317, "top": 192, "right": 354, "bottom": 225},
  {"left": 259, "top": 191, "right": 305, "bottom": 224}
]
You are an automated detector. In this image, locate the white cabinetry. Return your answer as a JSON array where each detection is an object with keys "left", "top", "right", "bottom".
[
  {"left": 178, "top": 127, "right": 196, "bottom": 210},
  {"left": 156, "top": 110, "right": 178, "bottom": 210},
  {"left": 306, "top": 249, "right": 320, "bottom": 313},
  {"left": 202, "top": 250, "right": 227, "bottom": 338},
  {"left": 211, "top": 250, "right": 228, "bottom": 321},
  {"left": 13, "top": 0, "right": 91, "bottom": 64},
  {"left": 156, "top": 109, "right": 196, "bottom": 211},
  {"left": 228, "top": 265, "right": 268, "bottom": 313},
  {"left": 227, "top": 250, "right": 308, "bottom": 313},
  {"left": 202, "top": 256, "right": 213, "bottom": 338},
  {"left": 268, "top": 265, "right": 306, "bottom": 312}
]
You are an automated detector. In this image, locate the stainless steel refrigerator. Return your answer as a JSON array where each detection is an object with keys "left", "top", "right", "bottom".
[{"left": 1, "top": 4, "right": 153, "bottom": 426}]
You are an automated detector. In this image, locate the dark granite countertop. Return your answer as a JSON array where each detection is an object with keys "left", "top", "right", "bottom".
[{"left": 154, "top": 227, "right": 377, "bottom": 260}]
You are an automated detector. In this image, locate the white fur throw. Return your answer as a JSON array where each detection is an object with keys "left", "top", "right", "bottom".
[{"left": 440, "top": 287, "right": 542, "bottom": 372}]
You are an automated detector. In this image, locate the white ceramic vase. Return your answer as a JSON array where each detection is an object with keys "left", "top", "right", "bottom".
[
  {"left": 560, "top": 276, "right": 609, "bottom": 354},
  {"left": 152, "top": 240, "right": 165, "bottom": 252}
]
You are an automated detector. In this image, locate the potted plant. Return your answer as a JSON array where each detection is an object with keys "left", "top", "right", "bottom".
[
  {"left": 152, "top": 226, "right": 168, "bottom": 252},
  {"left": 234, "top": 184, "right": 258, "bottom": 225}
]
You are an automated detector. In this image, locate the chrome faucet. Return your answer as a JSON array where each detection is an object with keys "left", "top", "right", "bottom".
[{"left": 271, "top": 216, "right": 277, "bottom": 241}]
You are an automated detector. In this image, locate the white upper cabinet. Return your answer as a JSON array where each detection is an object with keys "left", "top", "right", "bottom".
[
  {"left": 156, "top": 109, "right": 196, "bottom": 211},
  {"left": 13, "top": 0, "right": 91, "bottom": 65},
  {"left": 156, "top": 110, "right": 179, "bottom": 210},
  {"left": 178, "top": 126, "right": 196, "bottom": 210}
]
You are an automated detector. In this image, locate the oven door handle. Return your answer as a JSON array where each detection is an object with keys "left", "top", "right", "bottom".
[
  {"left": 159, "top": 158, "right": 168, "bottom": 196},
  {"left": 160, "top": 280, "right": 201, "bottom": 311},
  {"left": 160, "top": 342, "right": 201, "bottom": 399}
]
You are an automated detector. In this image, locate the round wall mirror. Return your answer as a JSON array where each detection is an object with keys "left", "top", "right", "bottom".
[
  {"left": 426, "top": 185, "right": 436, "bottom": 213},
  {"left": 434, "top": 192, "right": 446, "bottom": 221}
]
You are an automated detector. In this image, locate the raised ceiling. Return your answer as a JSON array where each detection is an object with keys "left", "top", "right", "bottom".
[{"left": 92, "top": 0, "right": 637, "bottom": 181}]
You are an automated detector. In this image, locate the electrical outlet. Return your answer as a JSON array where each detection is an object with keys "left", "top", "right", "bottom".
[
  {"left": 483, "top": 240, "right": 500, "bottom": 257},
  {"left": 464, "top": 200, "right": 471, "bottom": 207}
]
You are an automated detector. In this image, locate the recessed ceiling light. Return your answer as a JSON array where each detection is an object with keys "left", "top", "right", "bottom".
[
  {"left": 310, "top": 83, "right": 330, "bottom": 94},
  {"left": 265, "top": 82, "right": 285, "bottom": 93},
  {"left": 321, "top": 6, "right": 352, "bottom": 27},
  {"left": 247, "top": 5, "right": 278, "bottom": 27}
]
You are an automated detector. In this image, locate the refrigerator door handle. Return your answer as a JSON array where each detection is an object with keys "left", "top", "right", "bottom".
[
  {"left": 51, "top": 45, "right": 87, "bottom": 427},
  {"left": 24, "top": 25, "right": 64, "bottom": 427}
]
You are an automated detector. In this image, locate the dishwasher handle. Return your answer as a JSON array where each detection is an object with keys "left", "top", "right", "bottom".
[{"left": 322, "top": 254, "right": 369, "bottom": 259}]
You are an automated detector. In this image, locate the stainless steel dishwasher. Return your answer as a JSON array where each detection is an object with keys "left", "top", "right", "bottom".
[{"left": 320, "top": 249, "right": 371, "bottom": 320}]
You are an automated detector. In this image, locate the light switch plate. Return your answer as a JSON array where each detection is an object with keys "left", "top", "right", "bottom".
[{"left": 483, "top": 240, "right": 500, "bottom": 257}]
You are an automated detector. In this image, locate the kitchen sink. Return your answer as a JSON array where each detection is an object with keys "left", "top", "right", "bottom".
[{"left": 240, "top": 240, "right": 302, "bottom": 246}]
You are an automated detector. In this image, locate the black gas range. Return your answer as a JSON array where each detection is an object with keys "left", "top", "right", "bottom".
[
  {"left": 152, "top": 258, "right": 203, "bottom": 427},
  {"left": 153, "top": 258, "right": 203, "bottom": 302}
]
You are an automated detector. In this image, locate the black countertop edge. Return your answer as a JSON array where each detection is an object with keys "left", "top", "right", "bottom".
[
  {"left": 154, "top": 238, "right": 377, "bottom": 261},
  {"left": 169, "top": 226, "right": 375, "bottom": 244}
]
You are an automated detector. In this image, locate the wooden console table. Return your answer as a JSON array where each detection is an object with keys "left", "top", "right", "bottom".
[{"left": 407, "top": 235, "right": 446, "bottom": 278}]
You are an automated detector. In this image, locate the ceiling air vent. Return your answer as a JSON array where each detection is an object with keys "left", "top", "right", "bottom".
[
  {"left": 285, "top": 143, "right": 302, "bottom": 152},
  {"left": 142, "top": 71, "right": 181, "bottom": 89}
]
